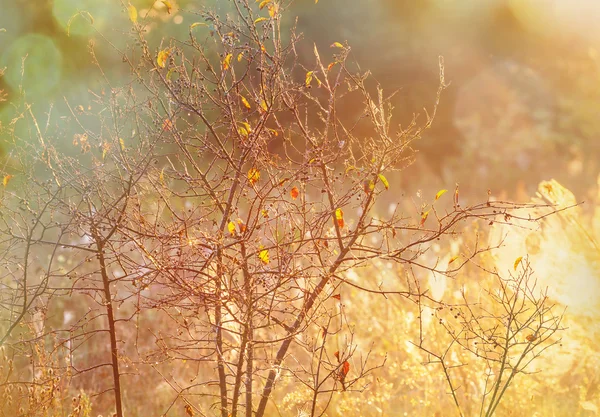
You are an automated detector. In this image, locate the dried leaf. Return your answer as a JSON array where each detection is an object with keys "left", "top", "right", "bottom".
[
  {"left": 258, "top": 245, "right": 269, "bottom": 264},
  {"left": 341, "top": 361, "right": 350, "bottom": 377},
  {"left": 254, "top": 17, "right": 268, "bottom": 24},
  {"left": 228, "top": 221, "right": 236, "bottom": 236},
  {"left": 236, "top": 218, "right": 246, "bottom": 233},
  {"left": 327, "top": 62, "right": 337, "bottom": 71},
  {"left": 267, "top": 3, "right": 278, "bottom": 17},
  {"left": 305, "top": 71, "right": 314, "bottom": 87},
  {"left": 363, "top": 180, "right": 374, "bottom": 193},
  {"left": 157, "top": 48, "right": 171, "bottom": 68},
  {"left": 378, "top": 174, "right": 389, "bottom": 190},
  {"left": 159, "top": 168, "right": 165, "bottom": 184},
  {"left": 260, "top": 100, "right": 268, "bottom": 112},
  {"left": 331, "top": 294, "right": 341, "bottom": 300},
  {"left": 435, "top": 189, "right": 448, "bottom": 200},
  {"left": 185, "top": 404, "right": 194, "bottom": 417},
  {"left": 248, "top": 168, "right": 260, "bottom": 185},
  {"left": 190, "top": 22, "right": 207, "bottom": 29},
  {"left": 237, "top": 52, "right": 244, "bottom": 62},
  {"left": 3, "top": 175, "right": 12, "bottom": 187},
  {"left": 420, "top": 210, "right": 430, "bottom": 227},
  {"left": 514, "top": 256, "right": 523, "bottom": 271},
  {"left": 448, "top": 255, "right": 459, "bottom": 265},
  {"left": 258, "top": 0, "right": 272, "bottom": 9},
  {"left": 526, "top": 334, "right": 537, "bottom": 342},
  {"left": 240, "top": 95, "right": 251, "bottom": 110},
  {"left": 290, "top": 186, "right": 299, "bottom": 200},
  {"left": 162, "top": 119, "right": 173, "bottom": 131},
  {"left": 331, "top": 42, "right": 344, "bottom": 48},
  {"left": 335, "top": 208, "right": 344, "bottom": 228},
  {"left": 119, "top": 138, "right": 125, "bottom": 151},
  {"left": 161, "top": 0, "right": 173, "bottom": 14},
  {"left": 334, "top": 351, "right": 340, "bottom": 361},
  {"left": 127, "top": 4, "right": 138, "bottom": 23},
  {"left": 222, "top": 53, "right": 232, "bottom": 70}
]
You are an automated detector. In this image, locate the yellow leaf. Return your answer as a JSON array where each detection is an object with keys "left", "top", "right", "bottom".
[
  {"left": 161, "top": 0, "right": 173, "bottom": 14},
  {"left": 327, "top": 62, "right": 337, "bottom": 71},
  {"left": 260, "top": 100, "right": 268, "bottom": 112},
  {"left": 248, "top": 168, "right": 260, "bottom": 185},
  {"left": 157, "top": 48, "right": 171, "bottom": 68},
  {"left": 335, "top": 208, "right": 344, "bottom": 228},
  {"left": 260, "top": 44, "right": 266, "bottom": 53},
  {"left": 238, "top": 121, "right": 251, "bottom": 138},
  {"left": 448, "top": 255, "right": 459, "bottom": 265},
  {"left": 222, "top": 53, "right": 232, "bottom": 70},
  {"left": 3, "top": 175, "right": 12, "bottom": 187},
  {"left": 305, "top": 71, "right": 314, "bottom": 87},
  {"left": 237, "top": 52, "right": 244, "bottom": 62},
  {"left": 290, "top": 186, "right": 299, "bottom": 200},
  {"left": 254, "top": 17, "right": 268, "bottom": 24},
  {"left": 267, "top": 128, "right": 278, "bottom": 136},
  {"left": 331, "top": 42, "right": 344, "bottom": 48},
  {"left": 420, "top": 210, "right": 430, "bottom": 227},
  {"left": 363, "top": 180, "right": 374, "bottom": 193},
  {"left": 435, "top": 189, "right": 448, "bottom": 200},
  {"left": 190, "top": 22, "right": 207, "bottom": 29},
  {"left": 119, "top": 138, "right": 125, "bottom": 151},
  {"left": 240, "top": 95, "right": 251, "bottom": 110},
  {"left": 258, "top": 0, "right": 272, "bottom": 9},
  {"left": 258, "top": 245, "right": 269, "bottom": 264},
  {"left": 228, "top": 221, "right": 236, "bottom": 236},
  {"left": 162, "top": 119, "right": 174, "bottom": 131},
  {"left": 166, "top": 68, "right": 175, "bottom": 80},
  {"left": 378, "top": 174, "right": 389, "bottom": 190},
  {"left": 159, "top": 168, "right": 165, "bottom": 184},
  {"left": 514, "top": 256, "right": 523, "bottom": 271},
  {"left": 127, "top": 4, "right": 138, "bottom": 23},
  {"left": 268, "top": 3, "right": 278, "bottom": 17}
]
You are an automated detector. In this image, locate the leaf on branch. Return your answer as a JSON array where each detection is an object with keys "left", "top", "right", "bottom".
[
  {"left": 238, "top": 121, "right": 251, "bottom": 138},
  {"left": 248, "top": 168, "right": 260, "bottom": 185},
  {"left": 237, "top": 52, "right": 244, "bottom": 62},
  {"left": 240, "top": 95, "right": 251, "bottom": 110},
  {"left": 237, "top": 218, "right": 247, "bottom": 233},
  {"left": 228, "top": 221, "right": 236, "bottom": 236},
  {"left": 3, "top": 175, "right": 12, "bottom": 187},
  {"left": 448, "top": 255, "right": 459, "bottom": 265},
  {"left": 331, "top": 294, "right": 341, "bottom": 301},
  {"left": 258, "top": 245, "right": 269, "bottom": 264},
  {"left": 331, "top": 42, "right": 344, "bottom": 48},
  {"left": 258, "top": 0, "right": 272, "bottom": 10},
  {"left": 260, "top": 100, "right": 268, "bottom": 112},
  {"left": 435, "top": 189, "right": 447, "bottom": 200},
  {"left": 334, "top": 351, "right": 340, "bottom": 361},
  {"left": 335, "top": 208, "right": 344, "bottom": 228},
  {"left": 378, "top": 174, "right": 389, "bottom": 190},
  {"left": 327, "top": 62, "right": 337, "bottom": 71},
  {"left": 341, "top": 361, "right": 350, "bottom": 377},
  {"left": 514, "top": 256, "right": 523, "bottom": 271},
  {"left": 363, "top": 180, "right": 374, "bottom": 193},
  {"left": 161, "top": 0, "right": 173, "bottom": 14},
  {"left": 127, "top": 4, "right": 138, "bottom": 23},
  {"left": 254, "top": 17, "right": 268, "bottom": 24},
  {"left": 162, "top": 118, "right": 173, "bottom": 131},
  {"left": 268, "top": 3, "right": 278, "bottom": 17},
  {"left": 290, "top": 186, "right": 299, "bottom": 200},
  {"left": 159, "top": 168, "right": 165, "bottom": 184},
  {"left": 222, "top": 53, "right": 232, "bottom": 70},
  {"left": 190, "top": 22, "right": 207, "bottom": 29},
  {"left": 185, "top": 404, "right": 194, "bottom": 417},
  {"left": 119, "top": 138, "right": 125, "bottom": 151},
  {"left": 526, "top": 334, "right": 537, "bottom": 342},
  {"left": 305, "top": 71, "right": 314, "bottom": 87},
  {"left": 157, "top": 48, "right": 171, "bottom": 68},
  {"left": 420, "top": 210, "right": 430, "bottom": 227}
]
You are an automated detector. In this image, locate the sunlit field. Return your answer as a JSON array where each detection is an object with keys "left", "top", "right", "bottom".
[{"left": 1, "top": 1, "right": 599, "bottom": 417}]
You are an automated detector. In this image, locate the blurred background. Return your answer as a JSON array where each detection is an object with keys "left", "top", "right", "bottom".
[
  {"left": 3, "top": 0, "right": 600, "bottom": 200},
  {"left": 2, "top": 1, "right": 600, "bottom": 416}
]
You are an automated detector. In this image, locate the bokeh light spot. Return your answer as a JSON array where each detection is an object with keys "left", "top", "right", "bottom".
[{"left": 0, "top": 34, "right": 63, "bottom": 96}]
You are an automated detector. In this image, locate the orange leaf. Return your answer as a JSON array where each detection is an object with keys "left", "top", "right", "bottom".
[
  {"left": 526, "top": 334, "right": 537, "bottom": 342},
  {"left": 290, "top": 186, "right": 299, "bottom": 200},
  {"left": 448, "top": 255, "right": 459, "bottom": 265},
  {"left": 236, "top": 218, "right": 246, "bottom": 233},
  {"left": 334, "top": 351, "right": 340, "bottom": 361},
  {"left": 335, "top": 208, "right": 344, "bottom": 228},
  {"left": 162, "top": 119, "right": 173, "bottom": 131},
  {"left": 331, "top": 294, "right": 341, "bottom": 301},
  {"left": 248, "top": 168, "right": 260, "bottom": 185},
  {"left": 3, "top": 175, "right": 12, "bottom": 187},
  {"left": 341, "top": 361, "right": 350, "bottom": 377},
  {"left": 157, "top": 48, "right": 171, "bottom": 68},
  {"left": 420, "top": 210, "right": 430, "bottom": 227},
  {"left": 327, "top": 62, "right": 337, "bottom": 71}
]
